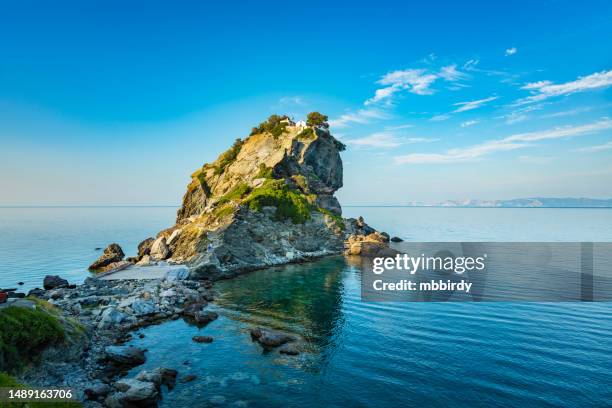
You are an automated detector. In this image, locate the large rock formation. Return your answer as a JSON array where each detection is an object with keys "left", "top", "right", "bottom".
[
  {"left": 143, "top": 114, "right": 351, "bottom": 279},
  {"left": 122, "top": 113, "right": 389, "bottom": 280}
]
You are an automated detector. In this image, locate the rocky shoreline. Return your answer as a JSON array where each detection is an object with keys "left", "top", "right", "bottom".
[{"left": 5, "top": 265, "right": 322, "bottom": 407}]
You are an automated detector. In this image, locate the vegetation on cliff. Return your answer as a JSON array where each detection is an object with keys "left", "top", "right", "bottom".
[
  {"left": 243, "top": 179, "right": 312, "bottom": 224},
  {"left": 250, "top": 114, "right": 291, "bottom": 138},
  {"left": 0, "top": 304, "right": 65, "bottom": 372},
  {"left": 213, "top": 138, "right": 244, "bottom": 175}
]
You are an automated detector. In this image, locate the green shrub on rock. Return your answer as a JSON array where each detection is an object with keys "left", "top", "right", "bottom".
[
  {"left": 250, "top": 114, "right": 290, "bottom": 138},
  {"left": 244, "top": 180, "right": 311, "bottom": 224},
  {"left": 306, "top": 112, "right": 329, "bottom": 128}
]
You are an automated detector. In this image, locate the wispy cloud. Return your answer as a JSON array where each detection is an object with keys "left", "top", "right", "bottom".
[
  {"left": 505, "top": 47, "right": 517, "bottom": 56},
  {"left": 453, "top": 96, "right": 498, "bottom": 113},
  {"left": 277, "top": 96, "right": 305, "bottom": 106},
  {"left": 346, "top": 132, "right": 437, "bottom": 148},
  {"left": 576, "top": 141, "right": 612, "bottom": 152},
  {"left": 502, "top": 104, "right": 543, "bottom": 124},
  {"left": 430, "top": 114, "right": 451, "bottom": 122},
  {"left": 366, "top": 64, "right": 468, "bottom": 105},
  {"left": 385, "top": 124, "right": 414, "bottom": 130},
  {"left": 395, "top": 119, "right": 612, "bottom": 164},
  {"left": 517, "top": 70, "right": 612, "bottom": 104},
  {"left": 540, "top": 106, "right": 592, "bottom": 118},
  {"left": 460, "top": 120, "right": 479, "bottom": 127},
  {"left": 329, "top": 108, "right": 390, "bottom": 128}
]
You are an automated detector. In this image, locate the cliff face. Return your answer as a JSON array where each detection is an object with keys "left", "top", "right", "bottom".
[{"left": 148, "top": 115, "right": 349, "bottom": 279}]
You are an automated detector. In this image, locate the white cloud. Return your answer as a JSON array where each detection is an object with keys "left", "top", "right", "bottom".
[
  {"left": 366, "top": 64, "right": 468, "bottom": 105},
  {"left": 430, "top": 114, "right": 451, "bottom": 122},
  {"left": 385, "top": 124, "right": 414, "bottom": 130},
  {"left": 460, "top": 120, "right": 479, "bottom": 128},
  {"left": 394, "top": 118, "right": 612, "bottom": 164},
  {"left": 518, "top": 70, "right": 612, "bottom": 104},
  {"left": 452, "top": 96, "right": 498, "bottom": 113},
  {"left": 345, "top": 132, "right": 403, "bottom": 148},
  {"left": 575, "top": 141, "right": 612, "bottom": 152},
  {"left": 505, "top": 47, "right": 517, "bottom": 56},
  {"left": 329, "top": 108, "right": 390, "bottom": 128},
  {"left": 277, "top": 96, "right": 305, "bottom": 106},
  {"left": 346, "top": 132, "right": 437, "bottom": 148}
]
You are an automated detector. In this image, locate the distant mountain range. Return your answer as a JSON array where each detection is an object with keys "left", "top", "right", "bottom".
[{"left": 405, "top": 198, "right": 612, "bottom": 208}]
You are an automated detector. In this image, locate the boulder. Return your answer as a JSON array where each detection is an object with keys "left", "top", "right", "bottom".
[
  {"left": 84, "top": 383, "right": 112, "bottom": 400},
  {"left": 138, "top": 237, "right": 155, "bottom": 258},
  {"left": 136, "top": 255, "right": 154, "bottom": 266},
  {"left": 97, "top": 260, "right": 131, "bottom": 274},
  {"left": 105, "top": 346, "right": 146, "bottom": 367},
  {"left": 278, "top": 343, "right": 300, "bottom": 355},
  {"left": 114, "top": 378, "right": 158, "bottom": 405},
  {"left": 98, "top": 307, "right": 127, "bottom": 329},
  {"left": 135, "top": 367, "right": 178, "bottom": 390},
  {"left": 192, "top": 335, "right": 213, "bottom": 343},
  {"left": 250, "top": 327, "right": 295, "bottom": 348},
  {"left": 167, "top": 229, "right": 182, "bottom": 246},
  {"left": 165, "top": 266, "right": 189, "bottom": 282},
  {"left": 150, "top": 237, "right": 170, "bottom": 261},
  {"left": 193, "top": 311, "right": 218, "bottom": 325},
  {"left": 89, "top": 243, "right": 125, "bottom": 271},
  {"left": 131, "top": 299, "right": 157, "bottom": 316},
  {"left": 390, "top": 236, "right": 404, "bottom": 242},
  {"left": 43, "top": 275, "right": 69, "bottom": 290},
  {"left": 182, "top": 302, "right": 207, "bottom": 317}
]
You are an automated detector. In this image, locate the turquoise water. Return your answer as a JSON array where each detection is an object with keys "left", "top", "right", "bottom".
[{"left": 2, "top": 207, "right": 612, "bottom": 407}]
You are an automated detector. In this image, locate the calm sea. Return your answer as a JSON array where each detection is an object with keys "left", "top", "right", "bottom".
[{"left": 1, "top": 207, "right": 612, "bottom": 407}]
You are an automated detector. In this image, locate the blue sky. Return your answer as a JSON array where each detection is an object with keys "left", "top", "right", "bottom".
[{"left": 1, "top": 0, "right": 611, "bottom": 205}]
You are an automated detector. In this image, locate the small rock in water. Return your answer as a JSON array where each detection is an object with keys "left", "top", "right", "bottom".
[
  {"left": 193, "top": 311, "right": 218, "bottom": 325},
  {"left": 250, "top": 327, "right": 295, "bottom": 348},
  {"left": 192, "top": 335, "right": 213, "bottom": 343},
  {"left": 105, "top": 345, "right": 146, "bottom": 367},
  {"left": 17, "top": 282, "right": 24, "bottom": 286},
  {"left": 180, "top": 374, "right": 197, "bottom": 383},
  {"left": 278, "top": 344, "right": 300, "bottom": 355},
  {"left": 390, "top": 236, "right": 404, "bottom": 242}
]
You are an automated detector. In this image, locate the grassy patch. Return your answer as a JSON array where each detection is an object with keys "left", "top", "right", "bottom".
[
  {"left": 297, "top": 127, "right": 315, "bottom": 140},
  {"left": 214, "top": 138, "right": 244, "bottom": 175},
  {"left": 250, "top": 114, "right": 290, "bottom": 138},
  {"left": 255, "top": 163, "right": 274, "bottom": 179},
  {"left": 213, "top": 204, "right": 235, "bottom": 219},
  {"left": 217, "top": 183, "right": 251, "bottom": 206},
  {"left": 0, "top": 306, "right": 65, "bottom": 372},
  {"left": 244, "top": 180, "right": 312, "bottom": 224},
  {"left": 318, "top": 207, "right": 345, "bottom": 230}
]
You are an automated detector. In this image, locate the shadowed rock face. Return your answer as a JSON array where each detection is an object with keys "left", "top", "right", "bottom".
[{"left": 143, "top": 117, "right": 349, "bottom": 280}]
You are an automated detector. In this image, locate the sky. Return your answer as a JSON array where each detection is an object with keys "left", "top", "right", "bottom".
[{"left": 1, "top": 0, "right": 611, "bottom": 205}]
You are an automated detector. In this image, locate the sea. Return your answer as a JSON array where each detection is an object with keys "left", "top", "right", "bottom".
[{"left": 1, "top": 206, "right": 612, "bottom": 407}]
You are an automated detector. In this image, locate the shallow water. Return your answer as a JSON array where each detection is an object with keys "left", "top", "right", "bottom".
[{"left": 2, "top": 207, "right": 612, "bottom": 407}]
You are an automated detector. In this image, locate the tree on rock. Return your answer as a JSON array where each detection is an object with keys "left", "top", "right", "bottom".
[{"left": 306, "top": 112, "right": 329, "bottom": 128}]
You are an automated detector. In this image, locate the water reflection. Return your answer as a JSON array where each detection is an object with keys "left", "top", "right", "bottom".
[{"left": 215, "top": 257, "right": 347, "bottom": 368}]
